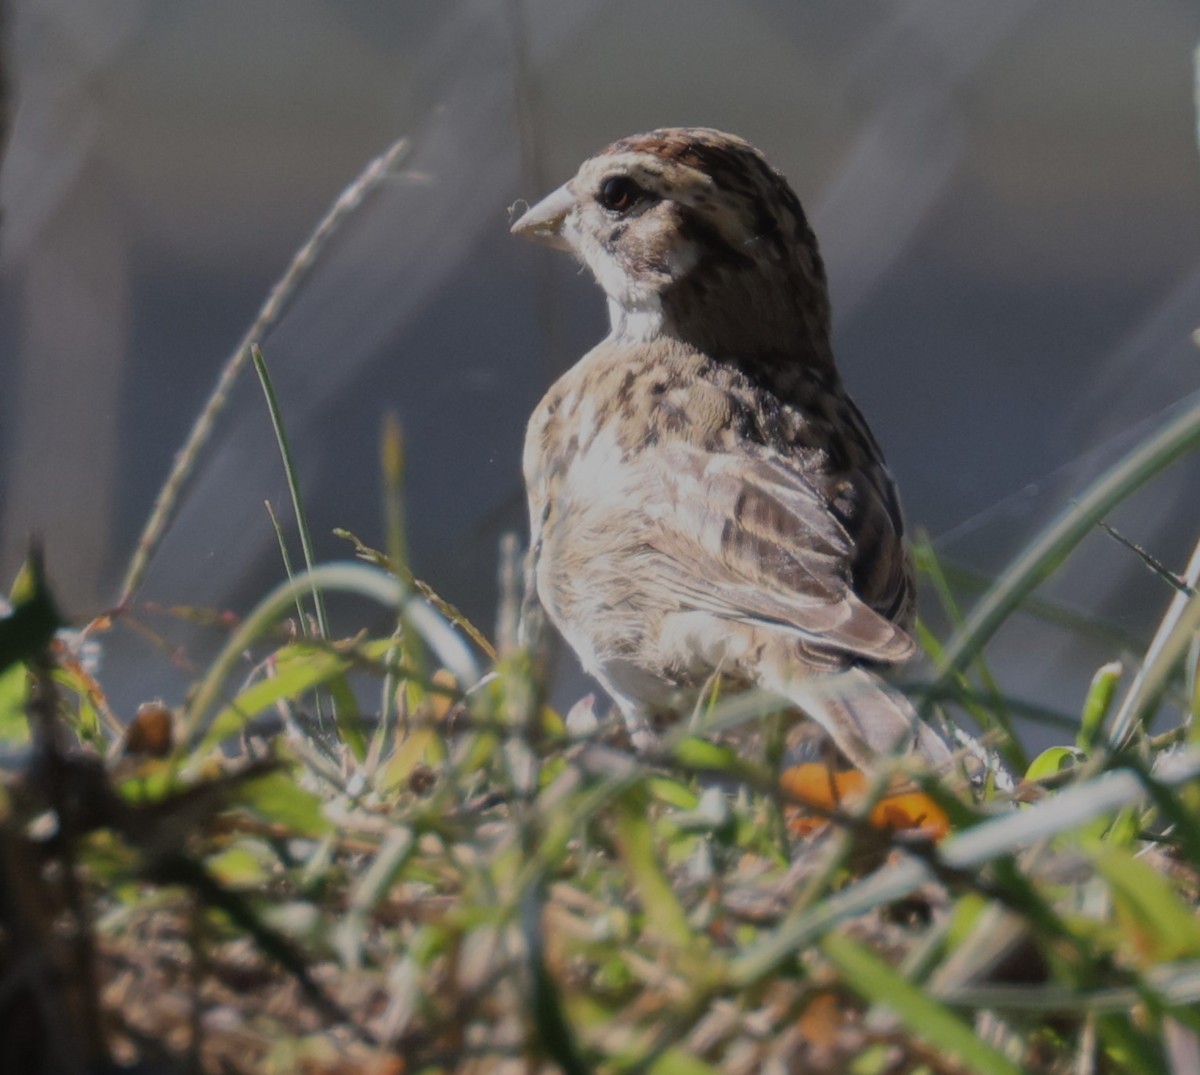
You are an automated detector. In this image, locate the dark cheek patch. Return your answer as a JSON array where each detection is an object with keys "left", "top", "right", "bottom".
[{"left": 677, "top": 210, "right": 753, "bottom": 270}]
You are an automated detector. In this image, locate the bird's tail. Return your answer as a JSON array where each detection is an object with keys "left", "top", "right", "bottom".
[{"left": 761, "top": 662, "right": 956, "bottom": 772}]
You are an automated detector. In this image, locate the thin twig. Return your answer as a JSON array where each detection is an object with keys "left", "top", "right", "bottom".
[{"left": 1098, "top": 520, "right": 1195, "bottom": 595}]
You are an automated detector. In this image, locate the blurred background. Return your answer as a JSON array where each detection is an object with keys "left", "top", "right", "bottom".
[{"left": 2, "top": 1, "right": 1199, "bottom": 745}]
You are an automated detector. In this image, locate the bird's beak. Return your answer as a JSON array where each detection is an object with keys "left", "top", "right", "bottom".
[{"left": 511, "top": 183, "right": 576, "bottom": 251}]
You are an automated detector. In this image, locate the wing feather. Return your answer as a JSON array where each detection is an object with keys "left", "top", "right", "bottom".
[{"left": 643, "top": 442, "right": 914, "bottom": 665}]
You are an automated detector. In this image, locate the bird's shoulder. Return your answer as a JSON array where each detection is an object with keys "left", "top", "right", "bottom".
[{"left": 525, "top": 336, "right": 849, "bottom": 469}]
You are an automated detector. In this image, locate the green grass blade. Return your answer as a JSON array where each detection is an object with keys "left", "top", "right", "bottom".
[
  {"left": 913, "top": 538, "right": 1022, "bottom": 767},
  {"left": 931, "top": 389, "right": 1200, "bottom": 692},
  {"left": 822, "top": 932, "right": 1024, "bottom": 1075},
  {"left": 1108, "top": 534, "right": 1200, "bottom": 747},
  {"left": 252, "top": 346, "right": 330, "bottom": 643},
  {"left": 1079, "top": 661, "right": 1123, "bottom": 752},
  {"left": 264, "top": 499, "right": 310, "bottom": 633},
  {"left": 198, "top": 644, "right": 350, "bottom": 754},
  {"left": 732, "top": 749, "right": 1200, "bottom": 986},
  {"left": 1091, "top": 847, "right": 1200, "bottom": 961},
  {"left": 615, "top": 789, "right": 695, "bottom": 952},
  {"left": 182, "top": 561, "right": 479, "bottom": 750},
  {"left": 522, "top": 886, "right": 594, "bottom": 1075}
]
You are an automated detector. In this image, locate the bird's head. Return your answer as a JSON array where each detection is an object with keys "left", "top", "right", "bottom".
[{"left": 512, "top": 127, "right": 832, "bottom": 358}]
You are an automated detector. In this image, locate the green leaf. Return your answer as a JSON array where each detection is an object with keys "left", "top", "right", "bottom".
[
  {"left": 647, "top": 1050, "right": 721, "bottom": 1075},
  {"left": 1092, "top": 847, "right": 1200, "bottom": 962},
  {"left": 672, "top": 736, "right": 741, "bottom": 772},
  {"left": 0, "top": 548, "right": 63, "bottom": 673},
  {"left": 1079, "top": 661, "right": 1122, "bottom": 751},
  {"left": 379, "top": 726, "right": 438, "bottom": 791},
  {"left": 822, "top": 932, "right": 1024, "bottom": 1075},
  {"left": 184, "top": 562, "right": 469, "bottom": 749},
  {"left": 615, "top": 789, "right": 695, "bottom": 951},
  {"left": 326, "top": 670, "right": 367, "bottom": 760},
  {"left": 234, "top": 770, "right": 331, "bottom": 836},
  {"left": 52, "top": 667, "right": 104, "bottom": 744},
  {"left": 199, "top": 644, "right": 350, "bottom": 751},
  {"left": 1095, "top": 1012, "right": 1169, "bottom": 1073},
  {"left": 116, "top": 760, "right": 185, "bottom": 804},
  {"left": 0, "top": 662, "right": 30, "bottom": 747},
  {"left": 207, "top": 846, "right": 273, "bottom": 888},
  {"left": 1025, "top": 746, "right": 1083, "bottom": 783},
  {"left": 647, "top": 776, "right": 700, "bottom": 811}
]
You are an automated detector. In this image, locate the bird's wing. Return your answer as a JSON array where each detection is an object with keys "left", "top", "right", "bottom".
[{"left": 642, "top": 442, "right": 915, "bottom": 666}]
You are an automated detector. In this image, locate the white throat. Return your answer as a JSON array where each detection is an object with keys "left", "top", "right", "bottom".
[{"left": 607, "top": 297, "right": 666, "bottom": 343}]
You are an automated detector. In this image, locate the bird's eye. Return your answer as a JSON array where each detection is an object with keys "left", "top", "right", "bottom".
[{"left": 598, "top": 175, "right": 644, "bottom": 214}]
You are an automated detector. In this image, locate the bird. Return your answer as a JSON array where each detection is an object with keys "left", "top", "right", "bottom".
[{"left": 511, "top": 127, "right": 953, "bottom": 772}]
